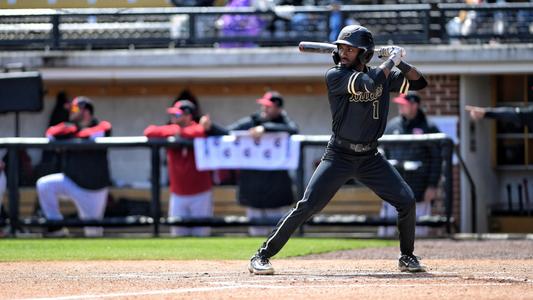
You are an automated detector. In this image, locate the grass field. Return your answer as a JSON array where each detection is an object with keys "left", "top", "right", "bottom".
[{"left": 0, "top": 238, "right": 397, "bottom": 261}]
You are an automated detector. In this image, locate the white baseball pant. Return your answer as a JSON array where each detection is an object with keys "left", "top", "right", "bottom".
[
  {"left": 36, "top": 173, "right": 108, "bottom": 237},
  {"left": 169, "top": 190, "right": 213, "bottom": 237}
]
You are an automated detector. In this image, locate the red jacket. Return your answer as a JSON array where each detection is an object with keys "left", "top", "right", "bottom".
[{"left": 144, "top": 122, "right": 212, "bottom": 196}]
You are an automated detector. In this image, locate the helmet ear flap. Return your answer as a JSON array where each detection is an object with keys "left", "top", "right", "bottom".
[
  {"left": 364, "top": 50, "right": 374, "bottom": 63},
  {"left": 359, "top": 50, "right": 374, "bottom": 65}
]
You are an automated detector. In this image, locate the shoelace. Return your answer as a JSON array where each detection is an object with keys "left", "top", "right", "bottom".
[
  {"left": 260, "top": 257, "right": 270, "bottom": 265},
  {"left": 404, "top": 255, "right": 421, "bottom": 264}
]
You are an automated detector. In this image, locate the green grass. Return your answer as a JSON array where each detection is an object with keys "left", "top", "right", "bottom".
[{"left": 0, "top": 238, "right": 397, "bottom": 261}]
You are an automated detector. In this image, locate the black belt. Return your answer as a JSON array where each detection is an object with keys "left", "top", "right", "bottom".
[{"left": 331, "top": 137, "right": 378, "bottom": 153}]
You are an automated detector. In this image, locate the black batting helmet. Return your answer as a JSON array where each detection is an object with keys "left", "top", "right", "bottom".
[{"left": 333, "top": 25, "right": 375, "bottom": 65}]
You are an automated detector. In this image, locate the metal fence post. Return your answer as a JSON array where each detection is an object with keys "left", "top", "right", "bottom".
[
  {"left": 150, "top": 145, "right": 161, "bottom": 237},
  {"left": 7, "top": 147, "right": 20, "bottom": 236},
  {"left": 442, "top": 138, "right": 454, "bottom": 234}
]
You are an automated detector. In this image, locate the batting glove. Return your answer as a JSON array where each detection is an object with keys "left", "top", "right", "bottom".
[
  {"left": 389, "top": 48, "right": 403, "bottom": 66},
  {"left": 378, "top": 46, "right": 406, "bottom": 59}
]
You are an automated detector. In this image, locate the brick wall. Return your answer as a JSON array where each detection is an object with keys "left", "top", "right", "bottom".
[
  {"left": 419, "top": 74, "right": 462, "bottom": 232},
  {"left": 419, "top": 75, "right": 460, "bottom": 116}
]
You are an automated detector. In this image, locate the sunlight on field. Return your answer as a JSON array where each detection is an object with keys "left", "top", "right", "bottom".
[{"left": 0, "top": 238, "right": 397, "bottom": 261}]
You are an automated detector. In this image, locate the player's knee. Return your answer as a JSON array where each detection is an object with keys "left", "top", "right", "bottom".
[
  {"left": 36, "top": 177, "right": 47, "bottom": 191},
  {"left": 289, "top": 198, "right": 317, "bottom": 219},
  {"left": 396, "top": 193, "right": 416, "bottom": 212}
]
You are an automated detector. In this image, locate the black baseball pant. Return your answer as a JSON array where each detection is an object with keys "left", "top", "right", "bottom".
[{"left": 257, "top": 147, "right": 416, "bottom": 258}]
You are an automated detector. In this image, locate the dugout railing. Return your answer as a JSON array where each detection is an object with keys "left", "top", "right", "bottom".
[
  {"left": 0, "top": 133, "right": 458, "bottom": 237},
  {"left": 0, "top": 3, "right": 532, "bottom": 50}
]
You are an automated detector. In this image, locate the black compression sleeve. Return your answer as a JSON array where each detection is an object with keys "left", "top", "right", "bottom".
[
  {"left": 397, "top": 61, "right": 412, "bottom": 73},
  {"left": 409, "top": 76, "right": 428, "bottom": 90}
]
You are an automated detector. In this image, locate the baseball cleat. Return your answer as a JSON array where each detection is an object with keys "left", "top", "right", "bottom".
[
  {"left": 398, "top": 254, "right": 426, "bottom": 273},
  {"left": 248, "top": 254, "right": 274, "bottom": 275}
]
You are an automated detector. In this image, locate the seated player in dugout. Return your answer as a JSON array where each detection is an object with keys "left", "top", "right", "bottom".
[
  {"left": 248, "top": 25, "right": 429, "bottom": 275},
  {"left": 37, "top": 96, "right": 112, "bottom": 237},
  {"left": 144, "top": 100, "right": 226, "bottom": 237},
  {"left": 379, "top": 91, "right": 442, "bottom": 238},
  {"left": 227, "top": 91, "right": 299, "bottom": 237}
]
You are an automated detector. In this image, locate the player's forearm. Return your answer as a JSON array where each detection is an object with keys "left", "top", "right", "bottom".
[
  {"left": 76, "top": 121, "right": 112, "bottom": 139},
  {"left": 363, "top": 59, "right": 392, "bottom": 88},
  {"left": 485, "top": 107, "right": 522, "bottom": 124},
  {"left": 397, "top": 61, "right": 428, "bottom": 90},
  {"left": 378, "top": 59, "right": 394, "bottom": 78},
  {"left": 46, "top": 122, "right": 78, "bottom": 139},
  {"left": 206, "top": 123, "right": 229, "bottom": 136},
  {"left": 143, "top": 124, "right": 180, "bottom": 138},
  {"left": 227, "top": 117, "right": 254, "bottom": 131}
]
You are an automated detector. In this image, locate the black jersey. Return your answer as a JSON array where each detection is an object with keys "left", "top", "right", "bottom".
[{"left": 326, "top": 65, "right": 411, "bottom": 143}]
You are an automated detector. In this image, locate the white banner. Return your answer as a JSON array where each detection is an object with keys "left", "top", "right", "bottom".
[{"left": 193, "top": 132, "right": 301, "bottom": 171}]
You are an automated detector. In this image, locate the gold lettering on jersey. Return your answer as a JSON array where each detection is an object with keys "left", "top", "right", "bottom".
[{"left": 349, "top": 85, "right": 383, "bottom": 102}]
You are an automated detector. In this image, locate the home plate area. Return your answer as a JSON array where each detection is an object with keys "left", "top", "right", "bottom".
[{"left": 1, "top": 258, "right": 532, "bottom": 300}]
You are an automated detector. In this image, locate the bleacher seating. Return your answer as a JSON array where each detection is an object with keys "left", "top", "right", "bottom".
[{"left": 1, "top": 3, "right": 531, "bottom": 50}]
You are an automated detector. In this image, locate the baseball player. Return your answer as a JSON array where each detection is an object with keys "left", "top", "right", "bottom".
[
  {"left": 466, "top": 105, "right": 533, "bottom": 131},
  {"left": 144, "top": 100, "right": 226, "bottom": 236},
  {"left": 228, "top": 91, "right": 298, "bottom": 236},
  {"left": 37, "top": 97, "right": 111, "bottom": 237},
  {"left": 249, "top": 25, "right": 428, "bottom": 275},
  {"left": 379, "top": 92, "right": 442, "bottom": 237}
]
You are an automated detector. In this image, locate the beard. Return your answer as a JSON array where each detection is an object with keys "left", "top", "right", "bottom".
[{"left": 341, "top": 59, "right": 361, "bottom": 70}]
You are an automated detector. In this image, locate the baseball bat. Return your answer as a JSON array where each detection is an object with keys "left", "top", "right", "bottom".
[
  {"left": 298, "top": 41, "right": 406, "bottom": 59},
  {"left": 298, "top": 41, "right": 336, "bottom": 54}
]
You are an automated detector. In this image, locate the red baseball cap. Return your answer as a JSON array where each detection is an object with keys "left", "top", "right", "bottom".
[
  {"left": 167, "top": 100, "right": 196, "bottom": 116},
  {"left": 70, "top": 96, "right": 94, "bottom": 114},
  {"left": 393, "top": 92, "right": 421, "bottom": 105},
  {"left": 256, "top": 91, "right": 284, "bottom": 107}
]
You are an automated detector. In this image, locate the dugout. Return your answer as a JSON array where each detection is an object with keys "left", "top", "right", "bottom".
[{"left": 0, "top": 134, "right": 455, "bottom": 237}]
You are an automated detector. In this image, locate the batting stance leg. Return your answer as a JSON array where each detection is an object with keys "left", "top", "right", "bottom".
[
  {"left": 257, "top": 158, "right": 352, "bottom": 258},
  {"left": 355, "top": 153, "right": 416, "bottom": 256}
]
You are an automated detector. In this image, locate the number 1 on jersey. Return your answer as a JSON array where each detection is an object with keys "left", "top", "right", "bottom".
[{"left": 372, "top": 100, "right": 379, "bottom": 119}]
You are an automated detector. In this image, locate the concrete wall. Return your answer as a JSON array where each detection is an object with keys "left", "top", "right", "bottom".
[
  {"left": 459, "top": 75, "right": 498, "bottom": 233},
  {"left": 0, "top": 91, "right": 332, "bottom": 185}
]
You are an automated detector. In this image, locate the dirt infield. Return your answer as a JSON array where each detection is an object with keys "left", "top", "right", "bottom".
[{"left": 1, "top": 239, "right": 532, "bottom": 300}]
